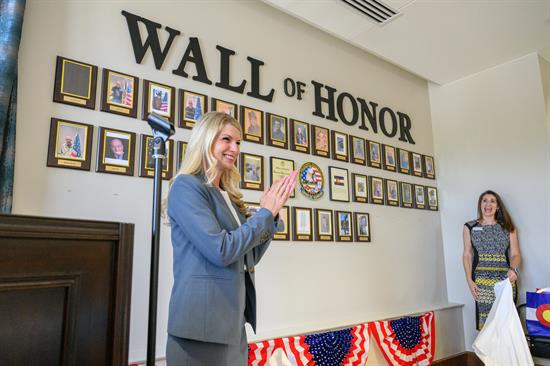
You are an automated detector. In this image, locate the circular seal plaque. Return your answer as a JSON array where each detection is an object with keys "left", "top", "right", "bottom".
[{"left": 299, "top": 162, "right": 324, "bottom": 200}]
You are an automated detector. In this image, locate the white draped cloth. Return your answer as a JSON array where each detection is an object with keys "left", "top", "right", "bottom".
[{"left": 473, "top": 279, "right": 534, "bottom": 366}]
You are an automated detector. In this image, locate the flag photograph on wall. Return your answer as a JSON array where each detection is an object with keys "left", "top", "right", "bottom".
[
  {"left": 101, "top": 69, "right": 139, "bottom": 118},
  {"left": 179, "top": 89, "right": 207, "bottom": 129},
  {"left": 329, "top": 166, "right": 349, "bottom": 202},
  {"left": 47, "top": 118, "right": 94, "bottom": 171},
  {"left": 53, "top": 56, "right": 98, "bottom": 110},
  {"left": 142, "top": 80, "right": 175, "bottom": 123},
  {"left": 96, "top": 127, "right": 136, "bottom": 176}
]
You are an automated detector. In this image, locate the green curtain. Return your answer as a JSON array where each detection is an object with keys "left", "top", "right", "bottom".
[{"left": 0, "top": 0, "right": 26, "bottom": 213}]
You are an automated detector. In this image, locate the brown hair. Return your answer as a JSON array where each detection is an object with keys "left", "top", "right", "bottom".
[{"left": 477, "top": 190, "right": 515, "bottom": 232}]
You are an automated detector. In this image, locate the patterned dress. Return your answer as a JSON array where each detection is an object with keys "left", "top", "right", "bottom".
[{"left": 466, "top": 220, "right": 516, "bottom": 330}]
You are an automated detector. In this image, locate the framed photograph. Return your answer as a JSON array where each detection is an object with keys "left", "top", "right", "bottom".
[
  {"left": 96, "top": 127, "right": 136, "bottom": 176},
  {"left": 427, "top": 186, "right": 439, "bottom": 211},
  {"left": 314, "top": 209, "right": 333, "bottom": 241},
  {"left": 272, "top": 206, "right": 290, "bottom": 241},
  {"left": 53, "top": 56, "right": 98, "bottom": 109},
  {"left": 423, "top": 155, "right": 436, "bottom": 179},
  {"left": 369, "top": 176, "right": 385, "bottom": 205},
  {"left": 331, "top": 130, "right": 349, "bottom": 162},
  {"left": 176, "top": 140, "right": 188, "bottom": 172},
  {"left": 241, "top": 153, "right": 264, "bottom": 190},
  {"left": 244, "top": 201, "right": 261, "bottom": 216},
  {"left": 335, "top": 210, "right": 353, "bottom": 242},
  {"left": 293, "top": 207, "right": 313, "bottom": 241},
  {"left": 311, "top": 125, "right": 330, "bottom": 158},
  {"left": 290, "top": 119, "right": 310, "bottom": 154},
  {"left": 385, "top": 179, "right": 400, "bottom": 207},
  {"left": 350, "top": 136, "right": 366, "bottom": 165},
  {"left": 354, "top": 212, "right": 371, "bottom": 242},
  {"left": 411, "top": 152, "right": 423, "bottom": 177},
  {"left": 352, "top": 173, "right": 368, "bottom": 203},
  {"left": 400, "top": 182, "right": 414, "bottom": 208},
  {"left": 240, "top": 106, "right": 263, "bottom": 144},
  {"left": 211, "top": 98, "right": 237, "bottom": 119},
  {"left": 397, "top": 148, "right": 411, "bottom": 175},
  {"left": 179, "top": 89, "right": 207, "bottom": 129},
  {"left": 270, "top": 157, "right": 295, "bottom": 198},
  {"left": 266, "top": 113, "right": 288, "bottom": 149},
  {"left": 367, "top": 140, "right": 382, "bottom": 169},
  {"left": 414, "top": 184, "right": 427, "bottom": 209},
  {"left": 329, "top": 166, "right": 349, "bottom": 202},
  {"left": 100, "top": 68, "right": 139, "bottom": 117},
  {"left": 142, "top": 80, "right": 175, "bottom": 123},
  {"left": 383, "top": 144, "right": 397, "bottom": 172},
  {"left": 47, "top": 118, "right": 93, "bottom": 170},
  {"left": 139, "top": 135, "right": 174, "bottom": 180}
]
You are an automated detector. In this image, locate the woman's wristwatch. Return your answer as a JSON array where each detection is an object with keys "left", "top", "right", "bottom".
[{"left": 509, "top": 267, "right": 519, "bottom": 275}]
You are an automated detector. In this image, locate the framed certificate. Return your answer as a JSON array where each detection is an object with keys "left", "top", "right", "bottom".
[{"left": 270, "top": 157, "right": 295, "bottom": 198}]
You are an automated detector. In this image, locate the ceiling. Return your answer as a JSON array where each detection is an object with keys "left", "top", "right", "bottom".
[{"left": 261, "top": 0, "right": 550, "bottom": 85}]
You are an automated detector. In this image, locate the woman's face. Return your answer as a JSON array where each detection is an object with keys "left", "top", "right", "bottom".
[
  {"left": 212, "top": 124, "right": 241, "bottom": 171},
  {"left": 480, "top": 194, "right": 498, "bottom": 218}
]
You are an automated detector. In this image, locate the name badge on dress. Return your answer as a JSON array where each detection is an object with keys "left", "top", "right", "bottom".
[{"left": 472, "top": 227, "right": 483, "bottom": 231}]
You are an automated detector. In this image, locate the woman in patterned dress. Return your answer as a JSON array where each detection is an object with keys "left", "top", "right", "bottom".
[{"left": 462, "top": 190, "right": 522, "bottom": 330}]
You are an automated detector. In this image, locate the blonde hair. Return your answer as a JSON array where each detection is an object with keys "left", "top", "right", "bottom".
[{"left": 166, "top": 111, "right": 248, "bottom": 217}]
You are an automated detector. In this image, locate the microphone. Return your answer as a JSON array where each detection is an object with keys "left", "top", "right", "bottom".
[{"left": 146, "top": 112, "right": 175, "bottom": 141}]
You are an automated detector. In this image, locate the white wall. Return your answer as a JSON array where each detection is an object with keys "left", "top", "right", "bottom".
[
  {"left": 430, "top": 52, "right": 550, "bottom": 349},
  {"left": 14, "top": 0, "right": 461, "bottom": 362}
]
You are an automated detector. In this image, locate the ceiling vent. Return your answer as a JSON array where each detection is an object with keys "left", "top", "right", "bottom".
[{"left": 340, "top": 0, "right": 400, "bottom": 25}]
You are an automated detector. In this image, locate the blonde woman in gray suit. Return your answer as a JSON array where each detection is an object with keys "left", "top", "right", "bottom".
[{"left": 166, "top": 112, "right": 297, "bottom": 365}]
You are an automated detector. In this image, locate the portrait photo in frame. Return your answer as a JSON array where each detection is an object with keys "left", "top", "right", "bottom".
[
  {"left": 270, "top": 157, "right": 295, "bottom": 198},
  {"left": 335, "top": 210, "right": 353, "bottom": 242},
  {"left": 414, "top": 184, "right": 427, "bottom": 209},
  {"left": 273, "top": 206, "right": 290, "bottom": 241},
  {"left": 383, "top": 144, "right": 397, "bottom": 172},
  {"left": 350, "top": 136, "right": 366, "bottom": 165},
  {"left": 142, "top": 80, "right": 175, "bottom": 123},
  {"left": 211, "top": 98, "right": 237, "bottom": 119},
  {"left": 176, "top": 140, "right": 188, "bottom": 172},
  {"left": 53, "top": 56, "right": 98, "bottom": 109},
  {"left": 266, "top": 113, "right": 288, "bottom": 149},
  {"left": 427, "top": 186, "right": 439, "bottom": 211},
  {"left": 241, "top": 153, "right": 264, "bottom": 190},
  {"left": 244, "top": 202, "right": 261, "bottom": 217},
  {"left": 400, "top": 182, "right": 414, "bottom": 208},
  {"left": 369, "top": 176, "right": 385, "bottom": 205},
  {"left": 354, "top": 212, "right": 371, "bottom": 242},
  {"left": 385, "top": 179, "right": 400, "bottom": 207},
  {"left": 100, "top": 68, "right": 139, "bottom": 118},
  {"left": 293, "top": 207, "right": 312, "bottom": 241},
  {"left": 139, "top": 135, "right": 174, "bottom": 180},
  {"left": 314, "top": 209, "right": 333, "bottom": 241},
  {"left": 290, "top": 119, "right": 310, "bottom": 154},
  {"left": 311, "top": 125, "right": 330, "bottom": 158},
  {"left": 240, "top": 105, "right": 264, "bottom": 144},
  {"left": 367, "top": 140, "right": 382, "bottom": 169},
  {"left": 412, "top": 152, "right": 423, "bottom": 177},
  {"left": 352, "top": 173, "right": 368, "bottom": 203},
  {"left": 331, "top": 130, "right": 349, "bottom": 162},
  {"left": 47, "top": 118, "right": 93, "bottom": 171},
  {"left": 179, "top": 89, "right": 207, "bottom": 129},
  {"left": 397, "top": 148, "right": 411, "bottom": 175},
  {"left": 329, "top": 166, "right": 349, "bottom": 202},
  {"left": 96, "top": 127, "right": 136, "bottom": 176},
  {"left": 423, "top": 155, "right": 436, "bottom": 179}
]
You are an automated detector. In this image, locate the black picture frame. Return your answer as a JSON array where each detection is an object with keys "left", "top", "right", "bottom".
[
  {"left": 47, "top": 118, "right": 94, "bottom": 171},
  {"left": 240, "top": 105, "right": 264, "bottom": 144},
  {"left": 335, "top": 210, "right": 353, "bottom": 242},
  {"left": 179, "top": 89, "right": 207, "bottom": 129},
  {"left": 354, "top": 212, "right": 371, "bottom": 242},
  {"left": 385, "top": 179, "right": 400, "bottom": 207},
  {"left": 383, "top": 144, "right": 397, "bottom": 172},
  {"left": 270, "top": 157, "right": 295, "bottom": 198},
  {"left": 138, "top": 134, "right": 174, "bottom": 180},
  {"left": 411, "top": 152, "right": 423, "bottom": 177},
  {"left": 367, "top": 140, "right": 382, "bottom": 169},
  {"left": 328, "top": 166, "right": 349, "bottom": 202},
  {"left": 53, "top": 56, "right": 98, "bottom": 110},
  {"left": 350, "top": 135, "right": 366, "bottom": 165},
  {"left": 100, "top": 68, "right": 139, "bottom": 118},
  {"left": 96, "top": 127, "right": 136, "bottom": 176},
  {"left": 423, "top": 155, "right": 436, "bottom": 179},
  {"left": 352, "top": 173, "right": 368, "bottom": 203},
  {"left": 292, "top": 207, "right": 313, "bottom": 241},
  {"left": 266, "top": 113, "right": 288, "bottom": 149},
  {"left": 331, "top": 130, "right": 349, "bottom": 162},
  {"left": 273, "top": 206, "right": 290, "bottom": 241},
  {"left": 397, "top": 148, "right": 411, "bottom": 175},
  {"left": 244, "top": 202, "right": 261, "bottom": 217},
  {"left": 142, "top": 80, "right": 176, "bottom": 124},
  {"left": 211, "top": 98, "right": 238, "bottom": 119},
  {"left": 311, "top": 124, "right": 330, "bottom": 158},
  {"left": 400, "top": 182, "right": 414, "bottom": 208},
  {"left": 414, "top": 184, "right": 427, "bottom": 209},
  {"left": 427, "top": 186, "right": 439, "bottom": 211},
  {"left": 314, "top": 209, "right": 333, "bottom": 241},
  {"left": 290, "top": 119, "right": 310, "bottom": 154},
  {"left": 369, "top": 176, "right": 385, "bottom": 205},
  {"left": 240, "top": 152, "right": 264, "bottom": 190}
]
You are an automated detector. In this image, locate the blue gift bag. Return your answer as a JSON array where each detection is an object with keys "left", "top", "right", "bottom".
[{"left": 526, "top": 288, "right": 550, "bottom": 337}]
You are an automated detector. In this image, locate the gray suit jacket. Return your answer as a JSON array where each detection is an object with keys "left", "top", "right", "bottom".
[{"left": 167, "top": 174, "right": 275, "bottom": 345}]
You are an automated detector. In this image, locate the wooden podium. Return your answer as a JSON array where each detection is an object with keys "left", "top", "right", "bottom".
[{"left": 0, "top": 214, "right": 134, "bottom": 366}]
